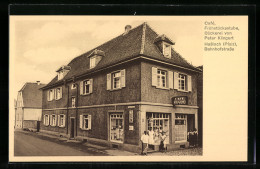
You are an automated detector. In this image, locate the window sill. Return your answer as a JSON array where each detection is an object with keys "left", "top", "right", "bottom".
[
  {"left": 155, "top": 86, "right": 170, "bottom": 90},
  {"left": 109, "top": 87, "right": 123, "bottom": 91},
  {"left": 81, "top": 93, "right": 92, "bottom": 96},
  {"left": 81, "top": 128, "right": 91, "bottom": 131},
  {"left": 175, "top": 89, "right": 190, "bottom": 93},
  {"left": 55, "top": 98, "right": 62, "bottom": 101},
  {"left": 58, "top": 126, "right": 66, "bottom": 128}
]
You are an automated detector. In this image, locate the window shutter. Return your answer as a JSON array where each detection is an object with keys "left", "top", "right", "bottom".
[
  {"left": 47, "top": 91, "right": 50, "bottom": 101},
  {"left": 174, "top": 72, "right": 179, "bottom": 89},
  {"left": 47, "top": 115, "right": 50, "bottom": 126},
  {"left": 55, "top": 115, "right": 57, "bottom": 126},
  {"left": 63, "top": 115, "right": 66, "bottom": 127},
  {"left": 121, "top": 69, "right": 126, "bottom": 88},
  {"left": 57, "top": 115, "right": 60, "bottom": 126},
  {"left": 188, "top": 75, "right": 192, "bottom": 91},
  {"left": 107, "top": 73, "right": 111, "bottom": 90},
  {"left": 43, "top": 115, "right": 46, "bottom": 125},
  {"left": 88, "top": 115, "right": 92, "bottom": 130},
  {"left": 152, "top": 67, "right": 157, "bottom": 86},
  {"left": 79, "top": 115, "right": 83, "bottom": 129},
  {"left": 80, "top": 81, "right": 83, "bottom": 95},
  {"left": 60, "top": 87, "right": 62, "bottom": 98},
  {"left": 89, "top": 79, "right": 93, "bottom": 93},
  {"left": 168, "top": 71, "right": 173, "bottom": 89}
]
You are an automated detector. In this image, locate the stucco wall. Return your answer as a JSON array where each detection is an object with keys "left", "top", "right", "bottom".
[{"left": 23, "top": 108, "right": 42, "bottom": 121}]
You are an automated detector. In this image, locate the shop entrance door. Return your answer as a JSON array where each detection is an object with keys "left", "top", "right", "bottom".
[
  {"left": 175, "top": 114, "right": 187, "bottom": 142},
  {"left": 70, "top": 118, "right": 75, "bottom": 138}
]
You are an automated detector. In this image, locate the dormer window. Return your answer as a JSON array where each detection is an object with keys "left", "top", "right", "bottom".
[
  {"left": 154, "top": 34, "right": 174, "bottom": 59},
  {"left": 88, "top": 49, "right": 105, "bottom": 69},
  {"left": 90, "top": 56, "right": 96, "bottom": 69},
  {"left": 56, "top": 65, "right": 71, "bottom": 80},
  {"left": 163, "top": 42, "right": 171, "bottom": 58}
]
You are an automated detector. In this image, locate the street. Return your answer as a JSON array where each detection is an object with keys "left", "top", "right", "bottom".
[{"left": 14, "top": 130, "right": 109, "bottom": 156}]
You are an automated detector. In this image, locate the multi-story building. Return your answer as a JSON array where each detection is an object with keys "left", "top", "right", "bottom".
[
  {"left": 40, "top": 22, "right": 202, "bottom": 153},
  {"left": 15, "top": 81, "right": 45, "bottom": 131}
]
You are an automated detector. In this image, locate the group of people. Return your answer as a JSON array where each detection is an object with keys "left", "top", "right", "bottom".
[{"left": 140, "top": 128, "right": 167, "bottom": 155}]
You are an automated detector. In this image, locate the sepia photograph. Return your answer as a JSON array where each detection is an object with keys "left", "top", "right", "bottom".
[{"left": 9, "top": 15, "right": 248, "bottom": 162}]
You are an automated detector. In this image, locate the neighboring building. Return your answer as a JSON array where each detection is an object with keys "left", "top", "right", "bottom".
[
  {"left": 196, "top": 65, "right": 203, "bottom": 147},
  {"left": 15, "top": 81, "right": 45, "bottom": 131},
  {"left": 40, "top": 23, "right": 202, "bottom": 153}
]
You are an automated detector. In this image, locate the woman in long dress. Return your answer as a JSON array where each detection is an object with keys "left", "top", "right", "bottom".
[{"left": 148, "top": 129, "right": 154, "bottom": 148}]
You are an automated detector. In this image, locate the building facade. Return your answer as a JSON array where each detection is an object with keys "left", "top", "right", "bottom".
[
  {"left": 15, "top": 82, "right": 45, "bottom": 131},
  {"left": 40, "top": 23, "right": 202, "bottom": 153}
]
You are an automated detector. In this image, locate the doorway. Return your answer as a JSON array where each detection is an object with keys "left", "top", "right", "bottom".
[
  {"left": 70, "top": 118, "right": 75, "bottom": 138},
  {"left": 36, "top": 121, "right": 40, "bottom": 132}
]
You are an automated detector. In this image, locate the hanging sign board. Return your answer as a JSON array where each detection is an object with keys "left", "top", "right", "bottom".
[
  {"left": 129, "top": 110, "right": 133, "bottom": 123},
  {"left": 172, "top": 96, "right": 188, "bottom": 106}
]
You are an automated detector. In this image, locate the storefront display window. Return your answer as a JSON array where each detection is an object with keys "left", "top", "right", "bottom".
[{"left": 110, "top": 113, "right": 124, "bottom": 143}]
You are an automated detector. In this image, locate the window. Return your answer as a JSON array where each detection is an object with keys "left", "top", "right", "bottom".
[
  {"left": 175, "top": 114, "right": 187, "bottom": 142},
  {"left": 72, "top": 97, "right": 76, "bottom": 108},
  {"left": 174, "top": 72, "right": 192, "bottom": 92},
  {"left": 110, "top": 113, "right": 124, "bottom": 143},
  {"left": 178, "top": 74, "right": 186, "bottom": 91},
  {"left": 152, "top": 67, "right": 173, "bottom": 89},
  {"left": 50, "top": 114, "right": 57, "bottom": 126},
  {"left": 43, "top": 114, "right": 49, "bottom": 126},
  {"left": 157, "top": 69, "right": 167, "bottom": 88},
  {"left": 107, "top": 69, "right": 126, "bottom": 90},
  {"left": 58, "top": 70, "right": 64, "bottom": 80},
  {"left": 71, "top": 83, "right": 76, "bottom": 89},
  {"left": 55, "top": 87, "right": 62, "bottom": 100},
  {"left": 58, "top": 114, "right": 65, "bottom": 127},
  {"left": 80, "top": 79, "right": 93, "bottom": 95},
  {"left": 113, "top": 71, "right": 121, "bottom": 89},
  {"left": 48, "top": 89, "right": 54, "bottom": 101},
  {"left": 90, "top": 56, "right": 96, "bottom": 69},
  {"left": 163, "top": 43, "right": 171, "bottom": 58},
  {"left": 79, "top": 114, "right": 92, "bottom": 130}
]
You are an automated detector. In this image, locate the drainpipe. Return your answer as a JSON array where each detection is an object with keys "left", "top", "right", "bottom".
[{"left": 66, "top": 80, "right": 69, "bottom": 135}]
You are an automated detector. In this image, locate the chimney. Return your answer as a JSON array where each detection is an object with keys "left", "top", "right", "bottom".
[
  {"left": 36, "top": 81, "right": 40, "bottom": 85},
  {"left": 123, "top": 25, "right": 132, "bottom": 35}
]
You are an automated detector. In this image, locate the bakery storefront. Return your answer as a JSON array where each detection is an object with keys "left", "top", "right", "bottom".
[{"left": 140, "top": 97, "right": 198, "bottom": 150}]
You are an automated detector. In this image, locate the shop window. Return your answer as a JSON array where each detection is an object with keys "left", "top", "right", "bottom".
[{"left": 110, "top": 113, "right": 124, "bottom": 143}]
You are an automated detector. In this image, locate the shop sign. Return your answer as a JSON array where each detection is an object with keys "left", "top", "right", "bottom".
[
  {"left": 172, "top": 96, "right": 188, "bottom": 106},
  {"left": 129, "top": 110, "right": 133, "bottom": 123}
]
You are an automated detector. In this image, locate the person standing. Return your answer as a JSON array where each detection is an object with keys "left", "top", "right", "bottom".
[
  {"left": 148, "top": 128, "right": 154, "bottom": 148},
  {"left": 141, "top": 131, "right": 149, "bottom": 155},
  {"left": 160, "top": 132, "right": 167, "bottom": 153}
]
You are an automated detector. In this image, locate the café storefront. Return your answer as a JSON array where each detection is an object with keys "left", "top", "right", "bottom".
[{"left": 140, "top": 96, "right": 198, "bottom": 151}]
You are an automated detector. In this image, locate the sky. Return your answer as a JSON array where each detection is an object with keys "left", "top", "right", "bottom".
[{"left": 10, "top": 16, "right": 203, "bottom": 102}]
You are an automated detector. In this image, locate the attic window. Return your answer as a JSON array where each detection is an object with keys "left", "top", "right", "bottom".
[
  {"left": 57, "top": 66, "right": 71, "bottom": 80},
  {"left": 90, "top": 56, "right": 96, "bottom": 69},
  {"left": 163, "top": 43, "right": 171, "bottom": 58}
]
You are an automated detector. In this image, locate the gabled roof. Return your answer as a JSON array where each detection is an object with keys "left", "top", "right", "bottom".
[
  {"left": 44, "top": 22, "right": 200, "bottom": 89},
  {"left": 19, "top": 82, "right": 45, "bottom": 108}
]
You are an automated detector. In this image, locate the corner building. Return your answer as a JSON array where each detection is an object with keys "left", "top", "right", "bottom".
[{"left": 41, "top": 23, "right": 202, "bottom": 153}]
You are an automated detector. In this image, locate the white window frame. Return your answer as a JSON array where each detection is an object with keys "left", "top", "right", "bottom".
[
  {"left": 43, "top": 114, "right": 49, "bottom": 126},
  {"left": 48, "top": 89, "right": 54, "bottom": 101},
  {"left": 58, "top": 114, "right": 65, "bottom": 127},
  {"left": 157, "top": 69, "right": 167, "bottom": 88},
  {"left": 178, "top": 73, "right": 187, "bottom": 91},
  {"left": 72, "top": 96, "right": 76, "bottom": 108},
  {"left": 80, "top": 114, "right": 91, "bottom": 130},
  {"left": 83, "top": 115, "right": 90, "bottom": 130},
  {"left": 55, "top": 87, "right": 62, "bottom": 100},
  {"left": 51, "top": 114, "right": 57, "bottom": 126},
  {"left": 83, "top": 80, "right": 91, "bottom": 94},
  {"left": 110, "top": 113, "right": 124, "bottom": 143},
  {"left": 90, "top": 56, "right": 96, "bottom": 69},
  {"left": 112, "top": 71, "right": 121, "bottom": 89}
]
